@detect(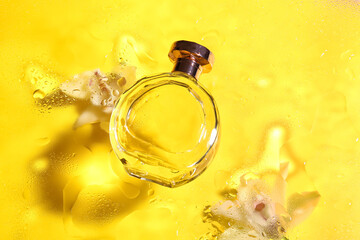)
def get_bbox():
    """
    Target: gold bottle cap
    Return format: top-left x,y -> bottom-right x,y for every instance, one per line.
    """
168,40 -> 215,80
